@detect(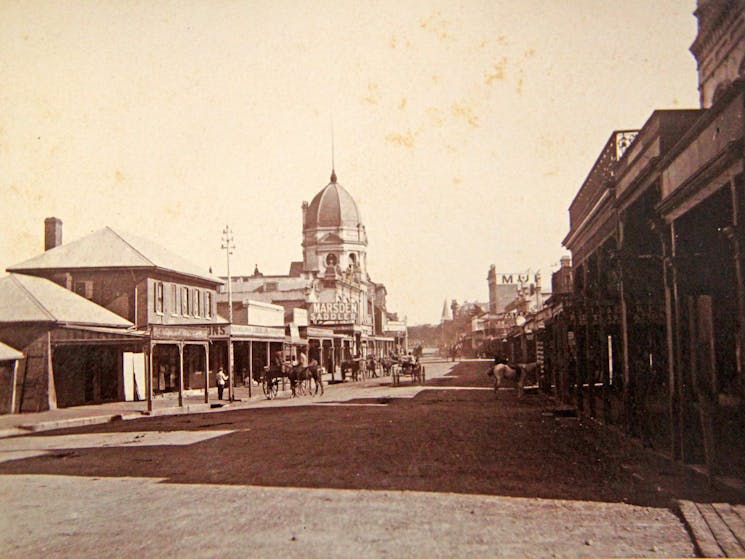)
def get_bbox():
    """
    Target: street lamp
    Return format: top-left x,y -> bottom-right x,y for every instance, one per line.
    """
221,225 -> 235,401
